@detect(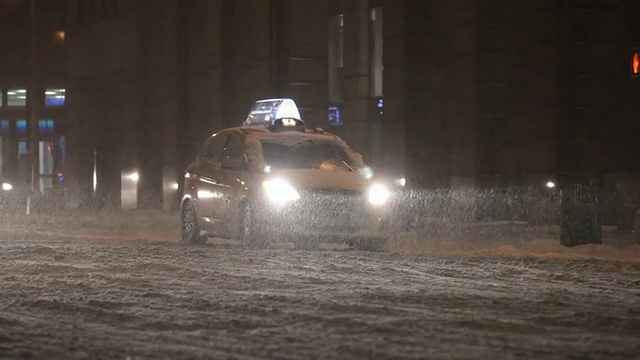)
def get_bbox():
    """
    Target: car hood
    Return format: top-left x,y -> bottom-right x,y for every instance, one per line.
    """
269,169 -> 368,191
